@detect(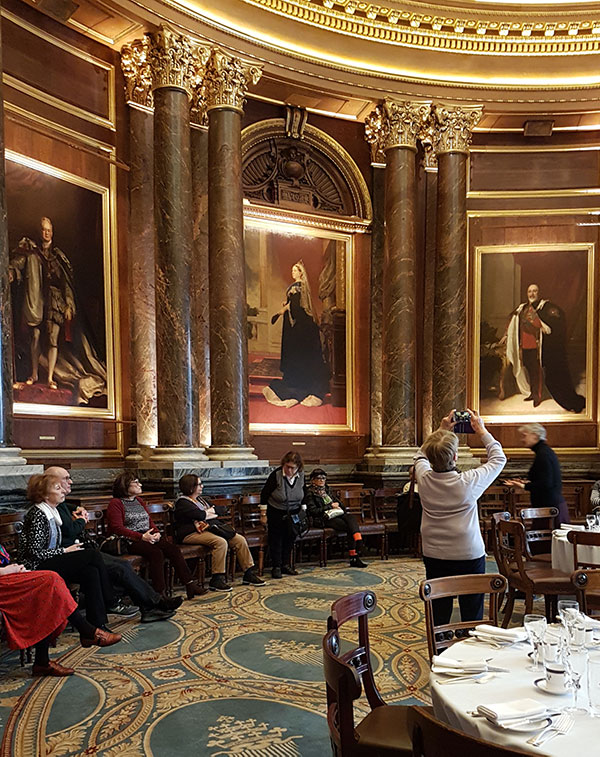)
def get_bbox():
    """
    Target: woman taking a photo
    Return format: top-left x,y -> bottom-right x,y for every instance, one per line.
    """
18,473 -> 121,640
106,472 -> 206,599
